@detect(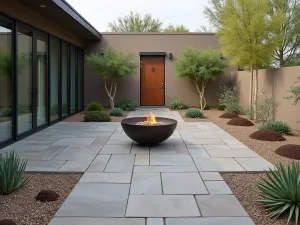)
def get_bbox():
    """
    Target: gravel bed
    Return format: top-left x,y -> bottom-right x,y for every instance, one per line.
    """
63,108 -> 128,122
0,173 -> 81,225
178,108 -> 300,225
